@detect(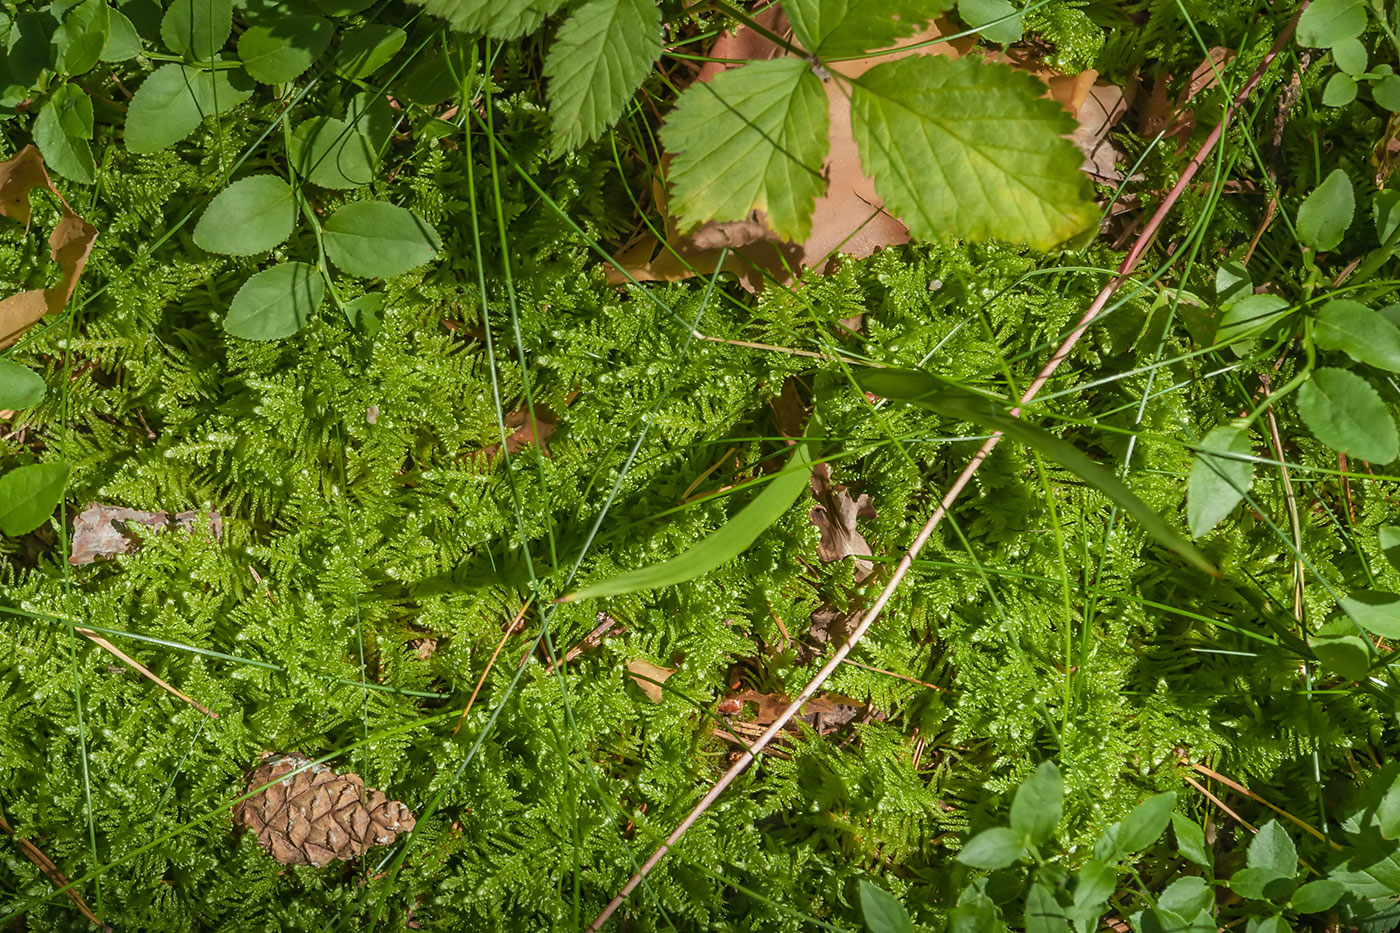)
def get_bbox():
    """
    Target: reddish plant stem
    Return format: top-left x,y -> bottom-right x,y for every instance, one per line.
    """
587,11 -> 1304,929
